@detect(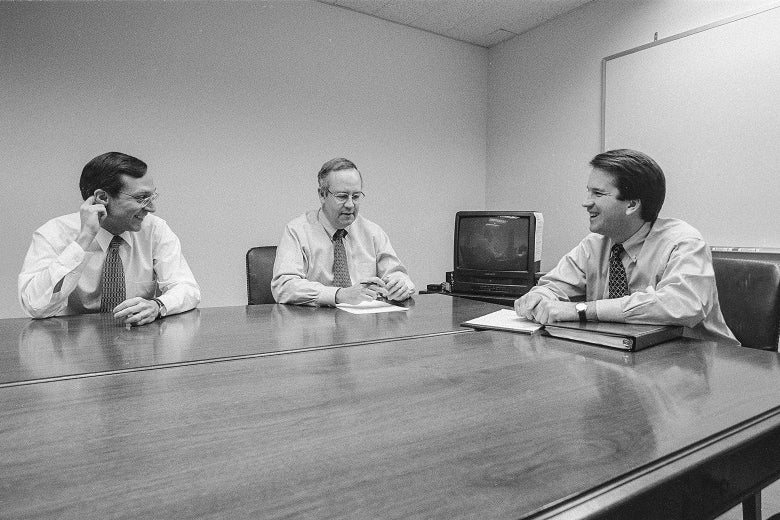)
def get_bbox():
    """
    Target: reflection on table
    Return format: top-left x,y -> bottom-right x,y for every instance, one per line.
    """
1,329 -> 779,519
1,295 -> 504,385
